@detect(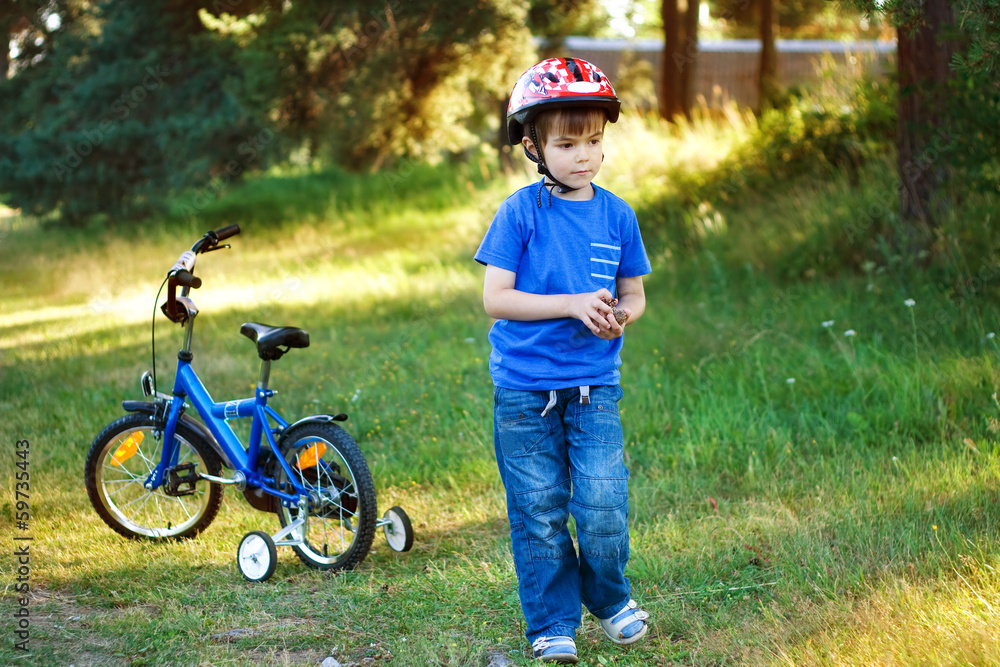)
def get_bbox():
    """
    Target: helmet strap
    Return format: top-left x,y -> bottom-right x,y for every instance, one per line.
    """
525,121 -> 580,207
